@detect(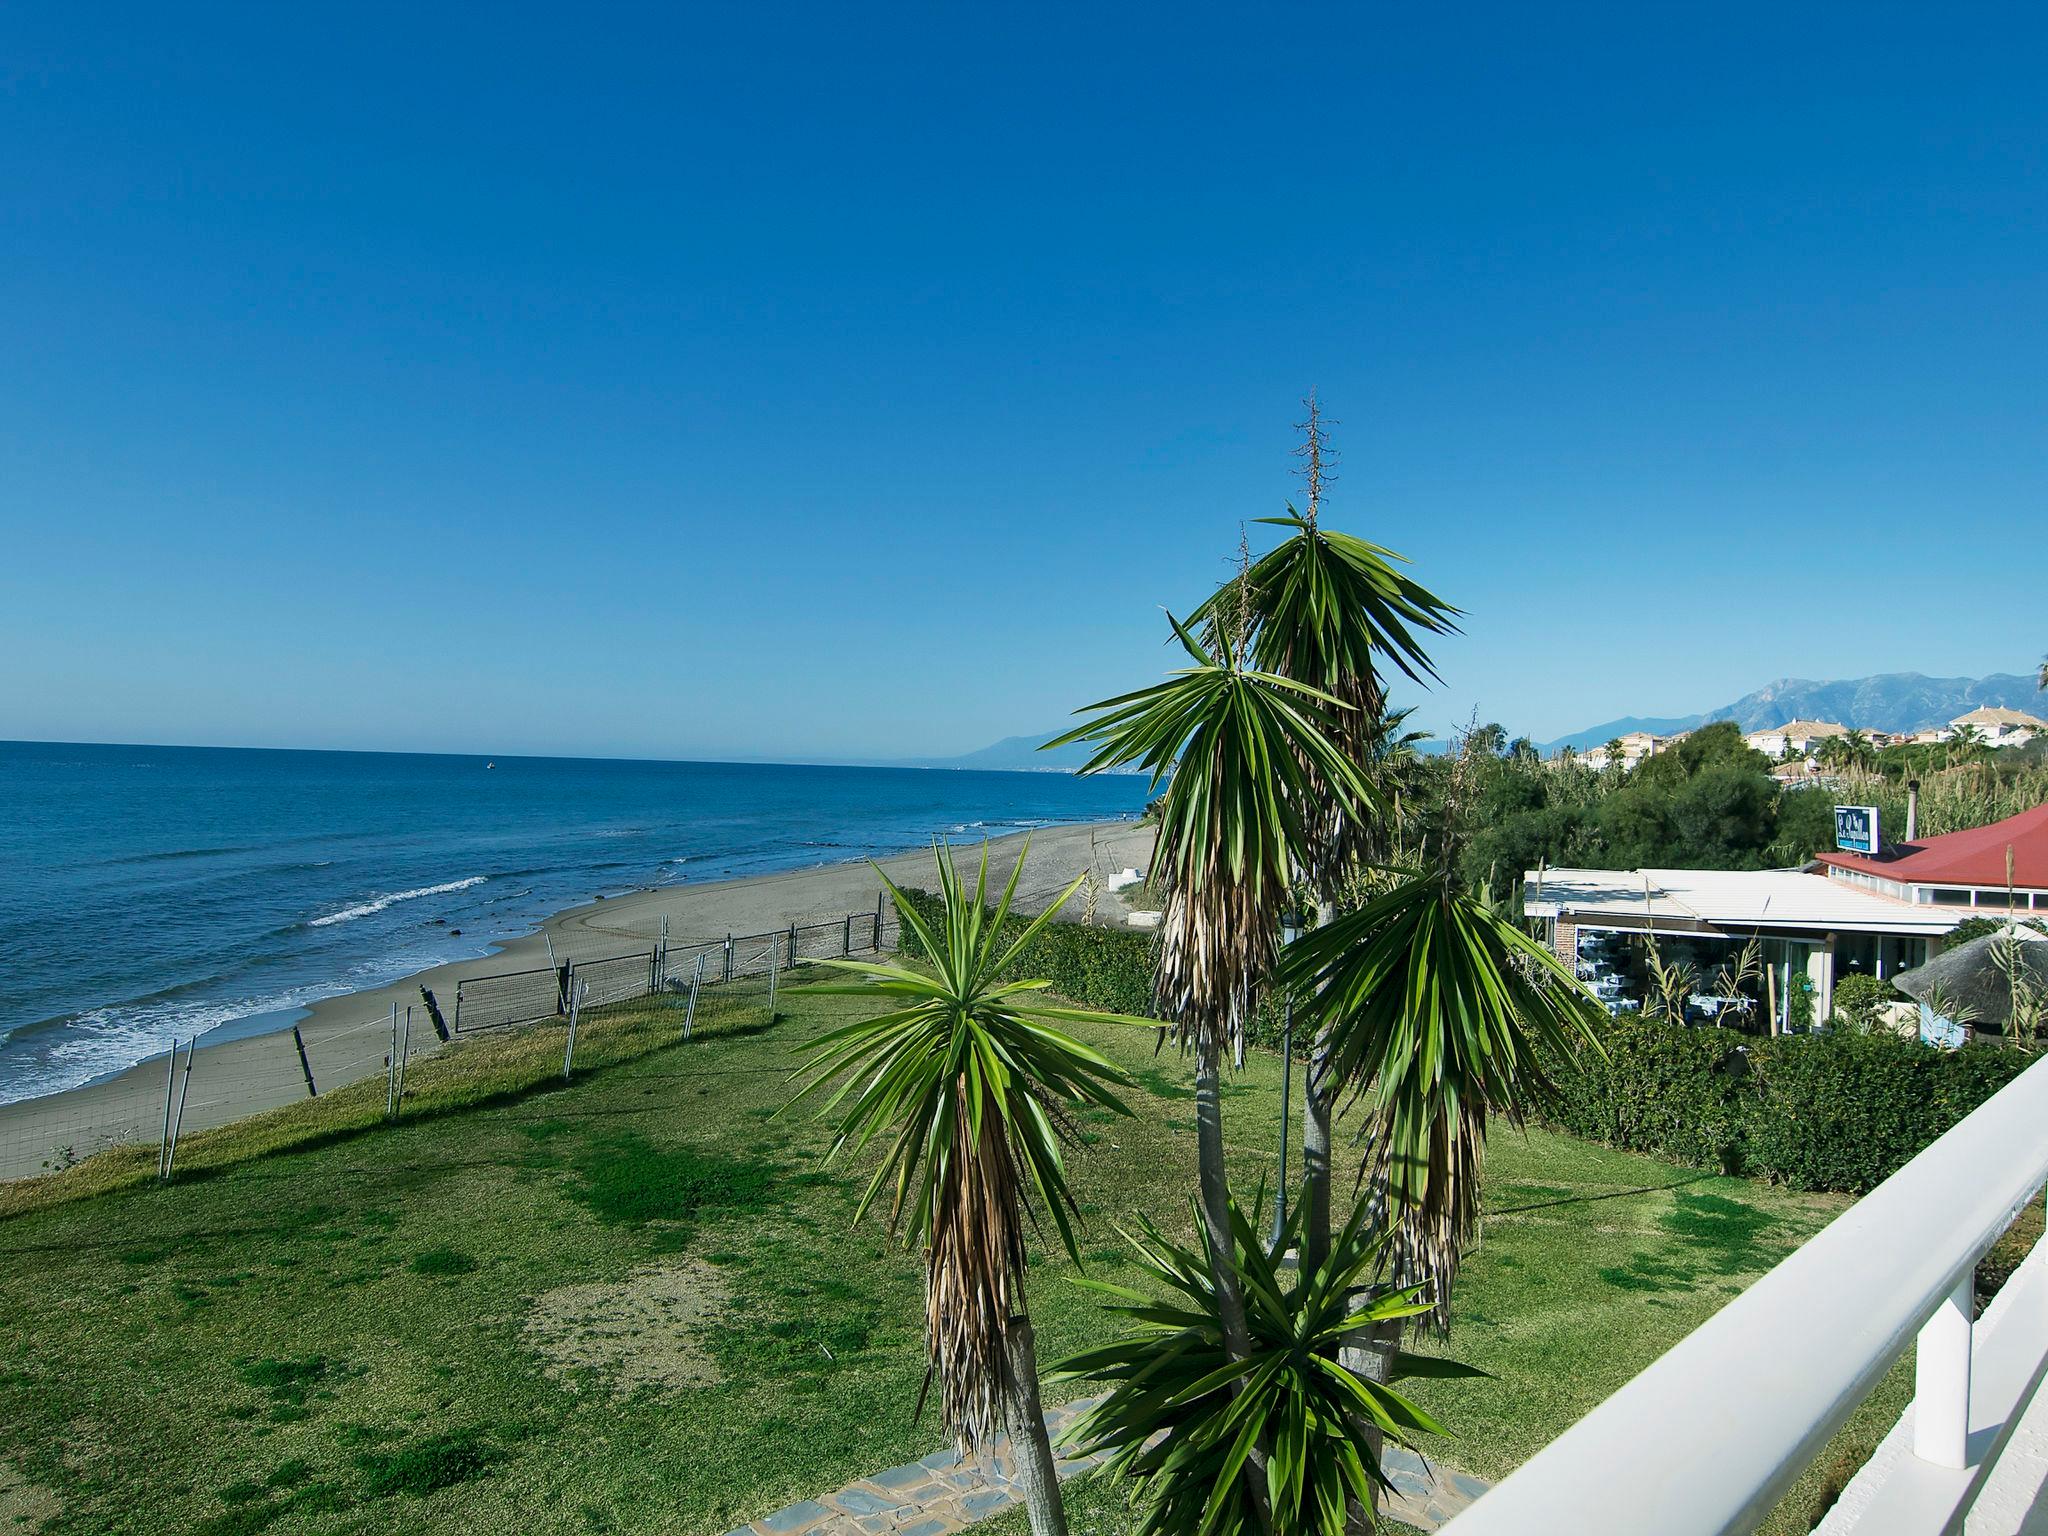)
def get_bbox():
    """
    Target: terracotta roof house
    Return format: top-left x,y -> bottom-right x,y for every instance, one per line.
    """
1814,802 -> 2048,914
